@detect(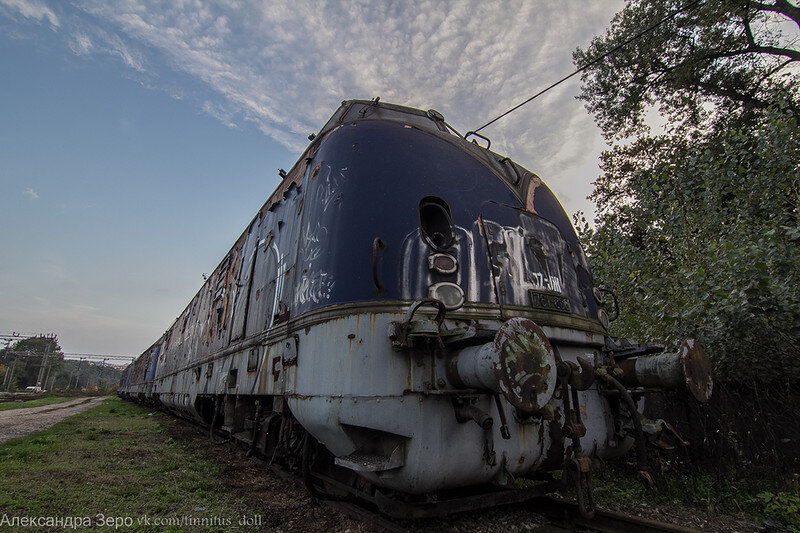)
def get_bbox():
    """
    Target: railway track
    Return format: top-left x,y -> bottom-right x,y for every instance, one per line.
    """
527,496 -> 701,533
236,434 -> 701,533
320,494 -> 703,533
319,494 -> 703,533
